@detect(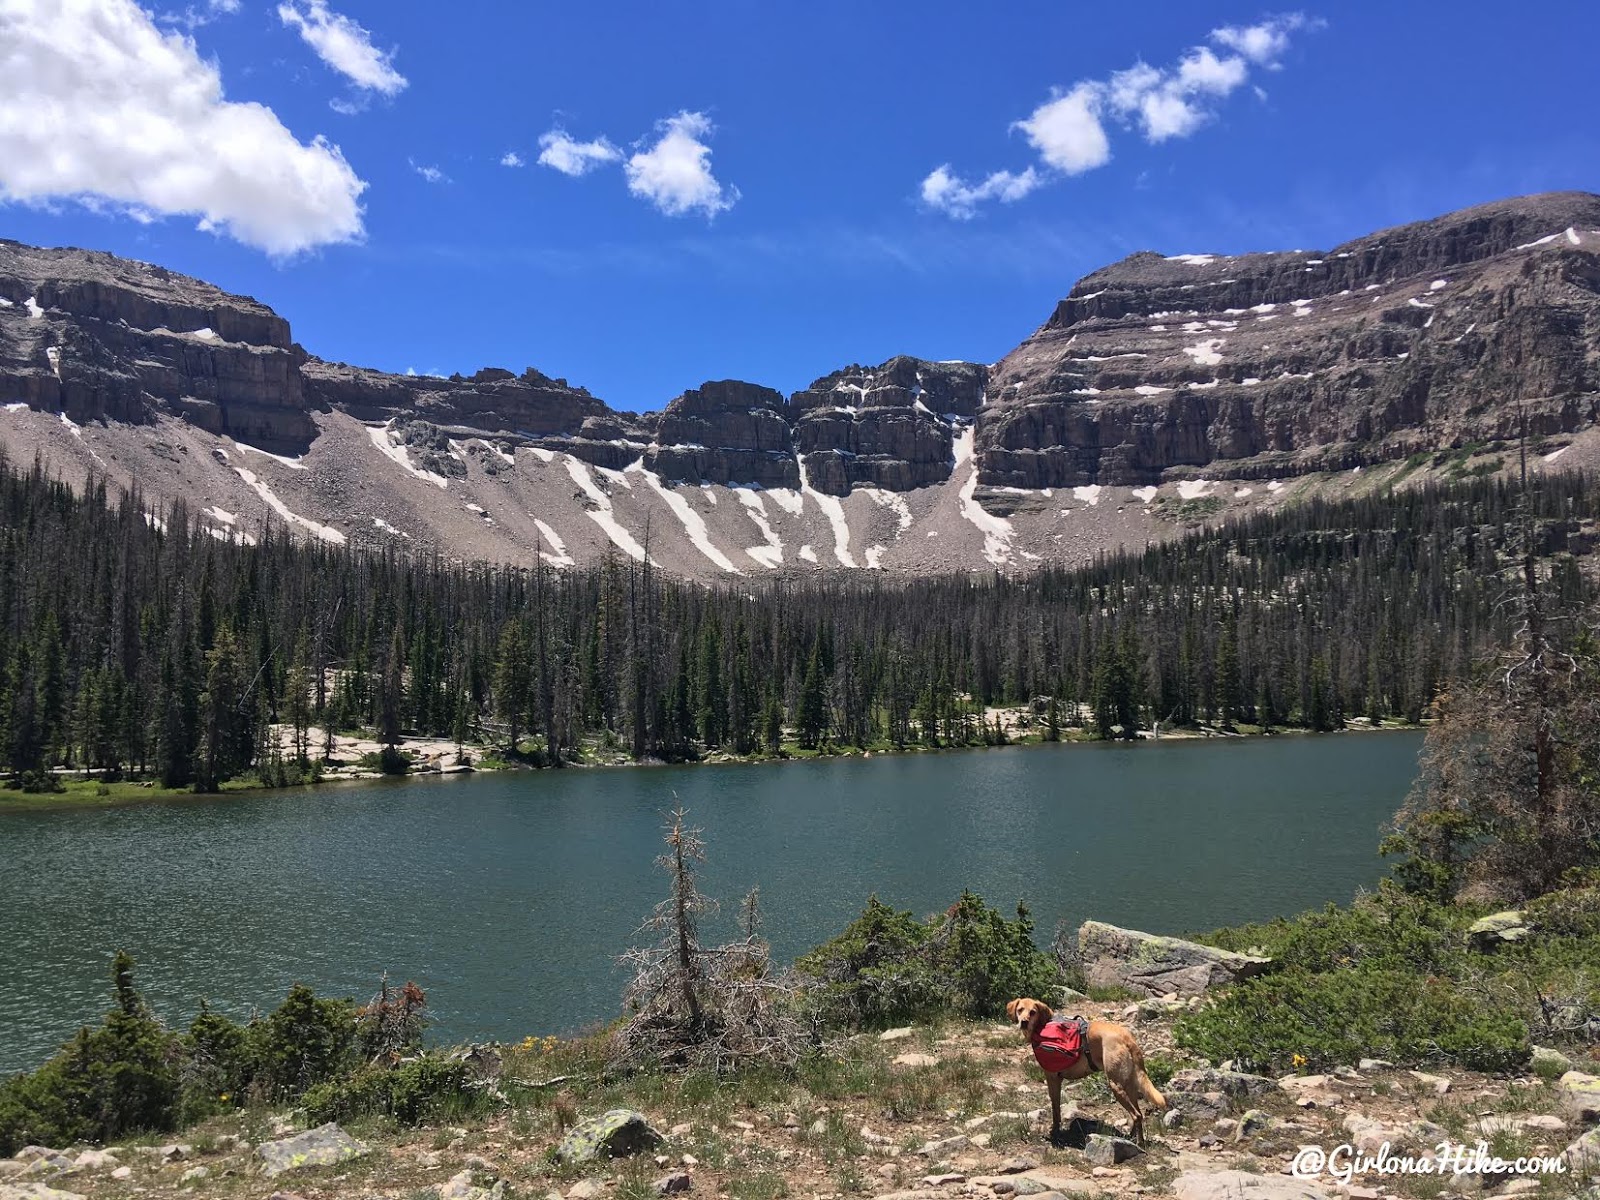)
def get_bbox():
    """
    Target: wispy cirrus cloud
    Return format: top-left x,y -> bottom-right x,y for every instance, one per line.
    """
923,13 -> 1320,218
0,0 -> 365,255
277,0 -> 407,97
